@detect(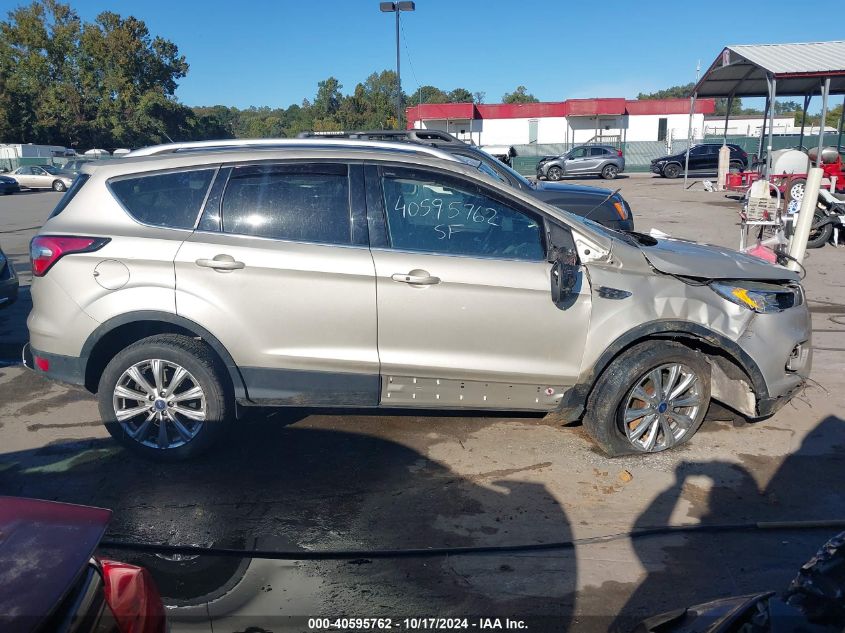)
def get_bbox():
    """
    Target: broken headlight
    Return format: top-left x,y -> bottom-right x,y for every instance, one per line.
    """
710,281 -> 803,313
